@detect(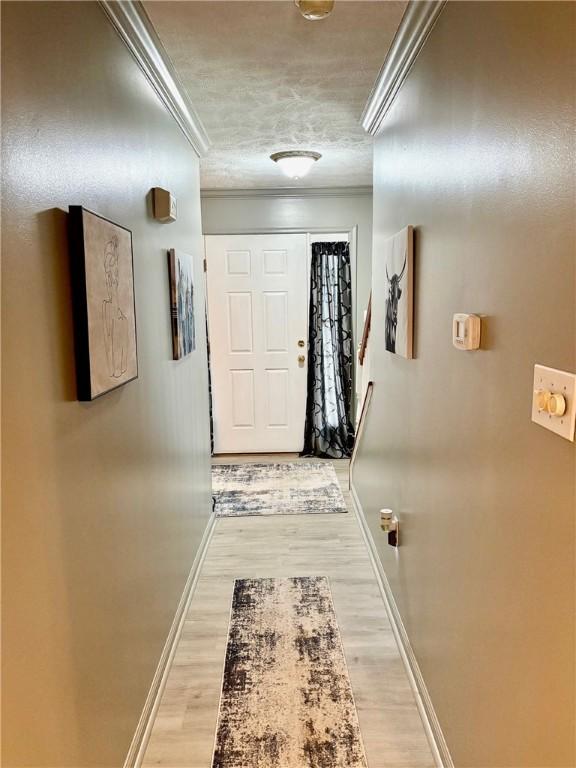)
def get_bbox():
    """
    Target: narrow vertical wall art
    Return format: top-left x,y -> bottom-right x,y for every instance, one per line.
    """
68,206 -> 138,400
383,225 -> 414,358
168,248 -> 195,360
